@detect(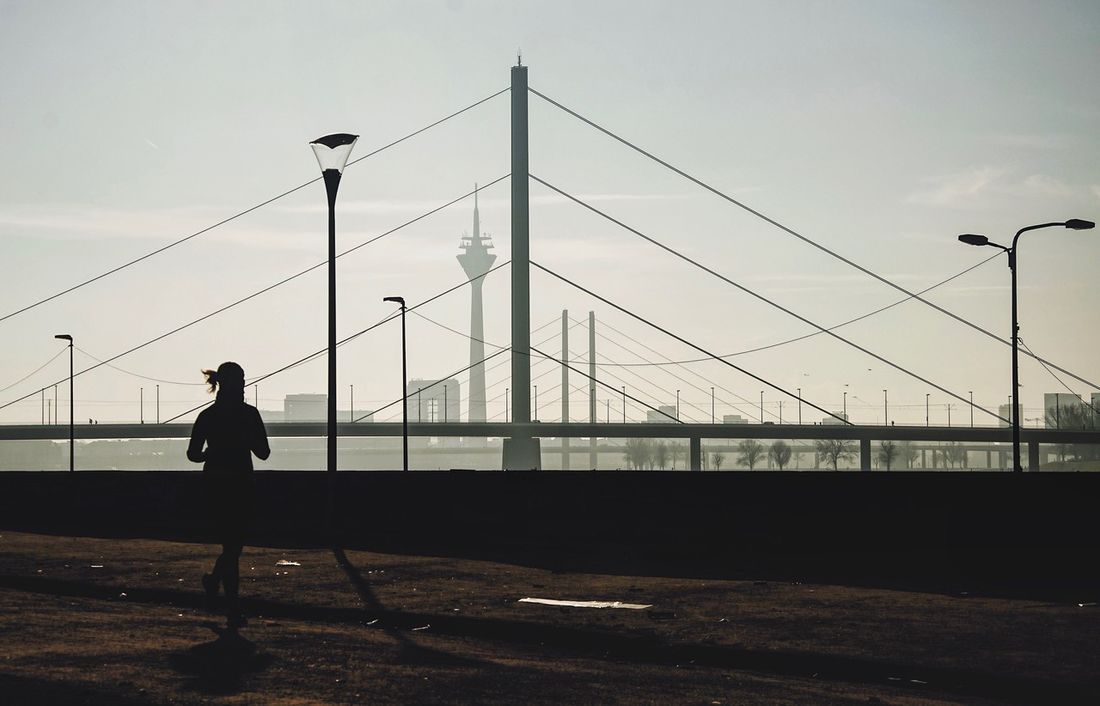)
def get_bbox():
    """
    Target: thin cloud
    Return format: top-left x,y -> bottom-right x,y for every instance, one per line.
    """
905,166 -> 1007,207
982,133 -> 1067,150
906,168 -> 1078,207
